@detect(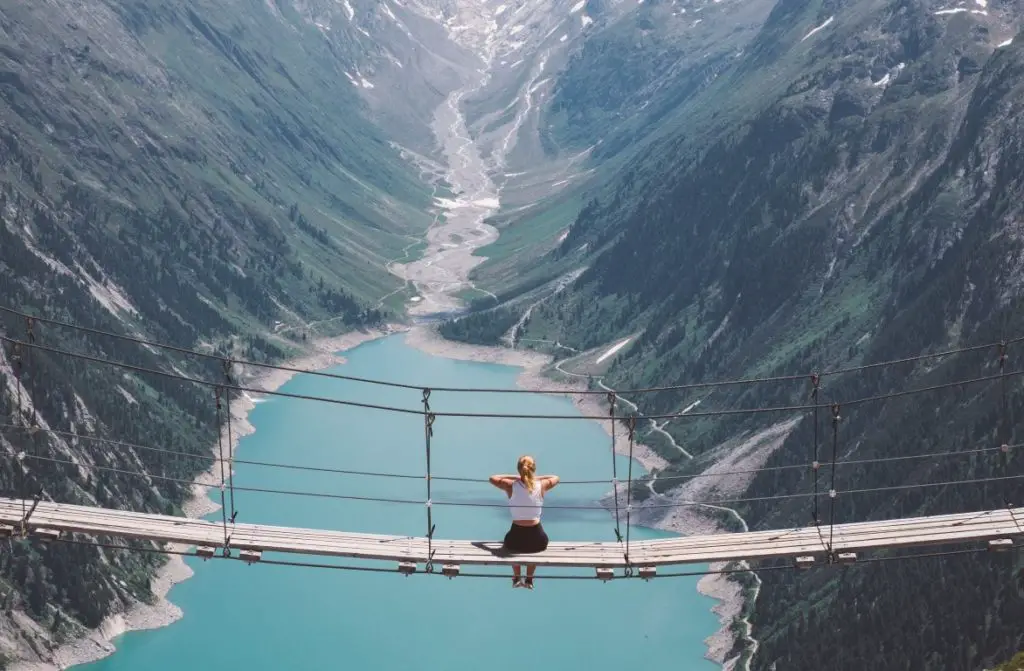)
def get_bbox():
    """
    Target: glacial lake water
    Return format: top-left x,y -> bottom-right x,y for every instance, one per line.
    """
78,334 -> 720,671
